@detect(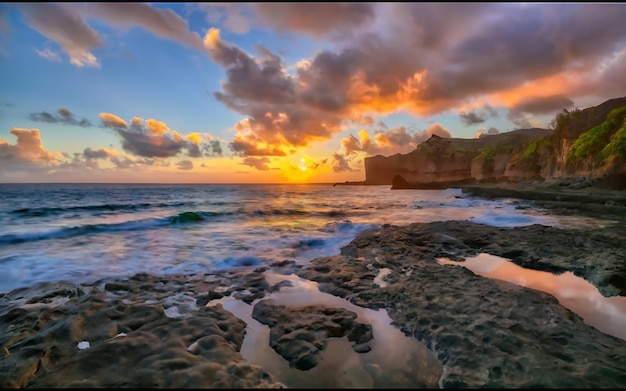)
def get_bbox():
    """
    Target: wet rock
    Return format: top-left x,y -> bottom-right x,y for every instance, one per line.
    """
251,299 -> 373,370
298,221 -> 626,388
0,274 -> 284,388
